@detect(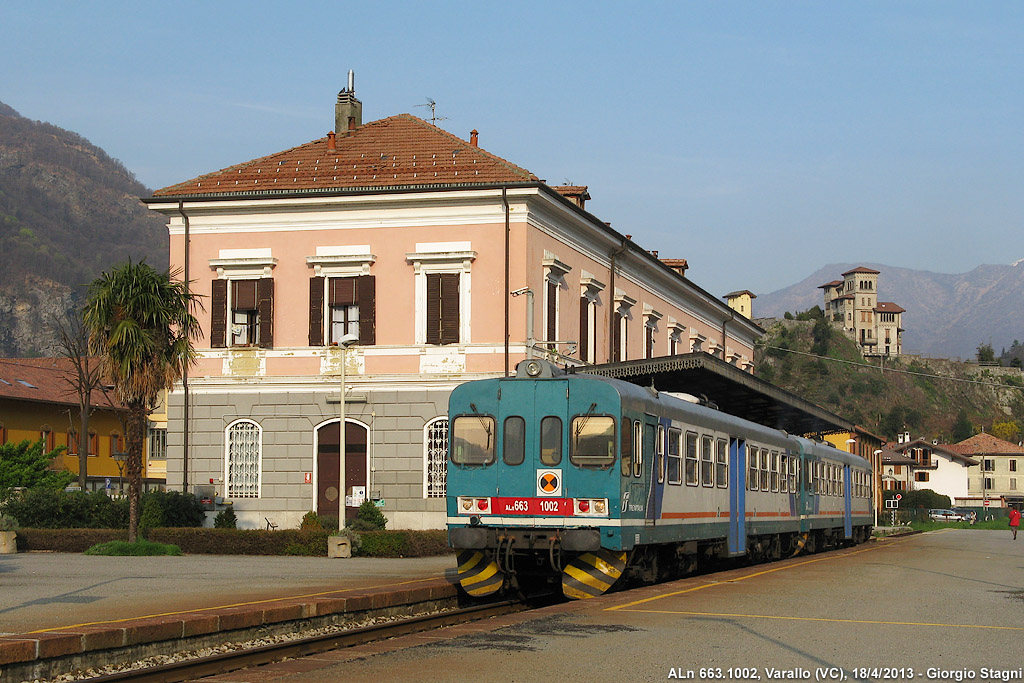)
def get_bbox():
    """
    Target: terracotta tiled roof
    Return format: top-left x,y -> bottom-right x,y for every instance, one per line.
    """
0,358 -> 122,409
817,280 -> 843,288
552,185 -> 590,199
875,301 -> 905,313
660,259 -> 688,269
948,432 -> 1024,455
893,438 -> 979,465
842,266 -> 881,276
151,114 -> 539,198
